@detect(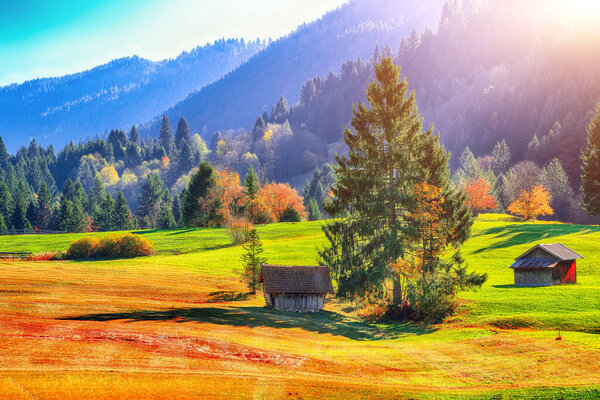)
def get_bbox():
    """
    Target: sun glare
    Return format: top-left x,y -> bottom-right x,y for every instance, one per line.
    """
559,0 -> 600,25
